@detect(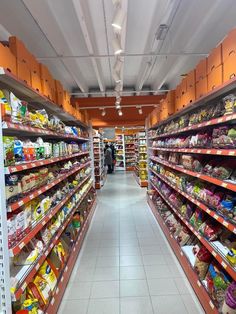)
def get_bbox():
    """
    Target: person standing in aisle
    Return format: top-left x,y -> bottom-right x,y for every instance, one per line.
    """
110,143 -> 116,173
104,144 -> 113,174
